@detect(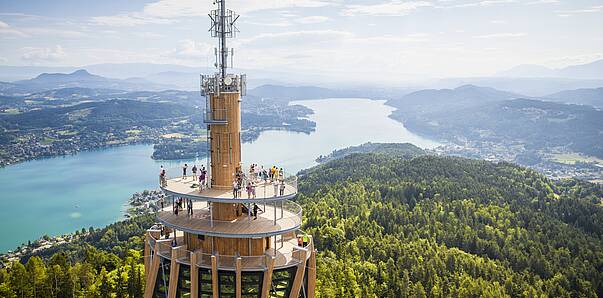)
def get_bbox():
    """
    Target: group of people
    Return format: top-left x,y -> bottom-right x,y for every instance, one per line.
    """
232,164 -> 288,199
159,164 -> 208,191
172,197 -> 194,217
